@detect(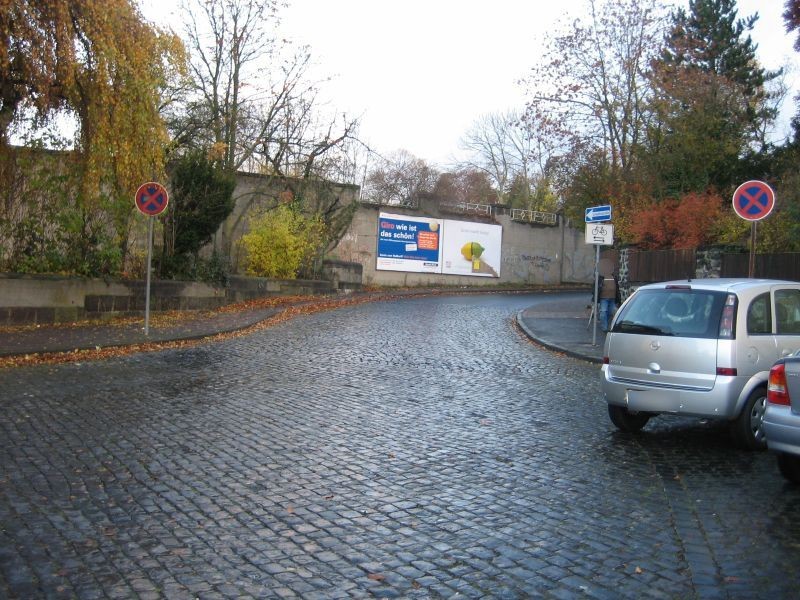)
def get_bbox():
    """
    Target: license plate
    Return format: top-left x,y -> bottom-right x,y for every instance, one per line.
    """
627,389 -> 680,413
